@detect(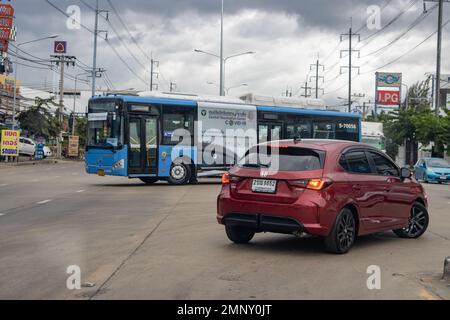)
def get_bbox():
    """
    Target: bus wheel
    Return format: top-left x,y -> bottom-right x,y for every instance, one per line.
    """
140,177 -> 159,185
168,163 -> 191,185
